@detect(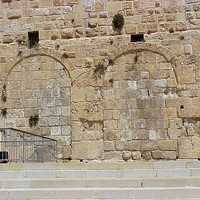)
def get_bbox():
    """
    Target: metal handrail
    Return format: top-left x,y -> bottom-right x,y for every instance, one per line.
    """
0,128 -> 56,141
0,128 -> 57,162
